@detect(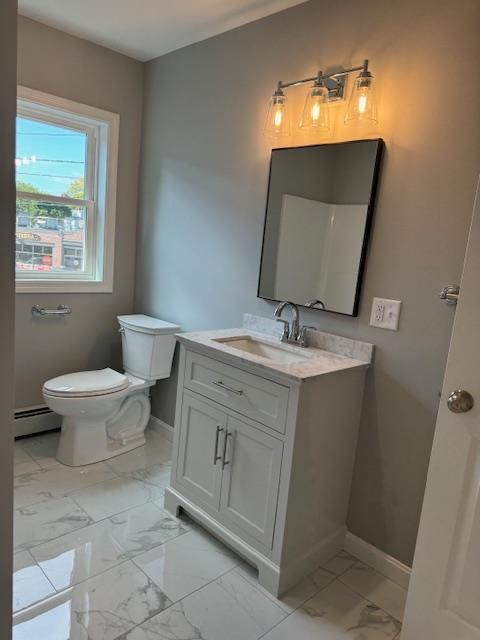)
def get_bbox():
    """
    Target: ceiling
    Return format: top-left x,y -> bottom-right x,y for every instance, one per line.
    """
18,0 -> 308,62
